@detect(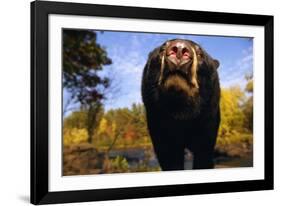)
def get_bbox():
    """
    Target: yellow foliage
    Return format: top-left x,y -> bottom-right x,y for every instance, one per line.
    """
63,128 -> 88,145
97,118 -> 107,135
217,86 -> 250,146
246,79 -> 253,93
